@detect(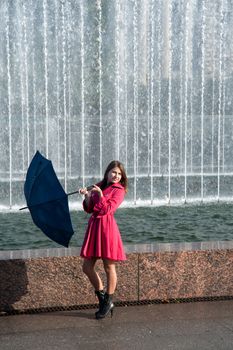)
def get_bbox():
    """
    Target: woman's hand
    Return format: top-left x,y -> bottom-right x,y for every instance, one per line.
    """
79,187 -> 89,196
79,185 -> 103,198
91,185 -> 103,198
